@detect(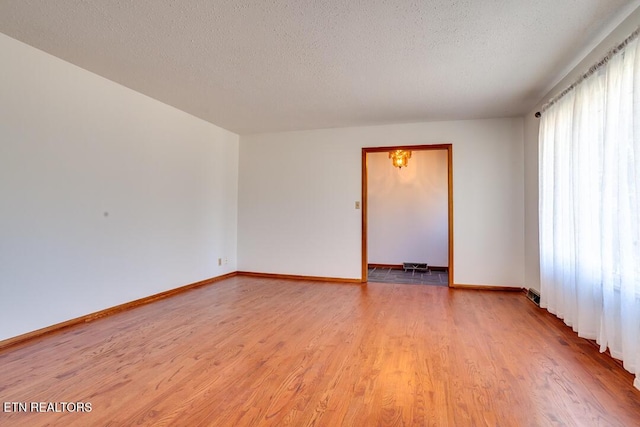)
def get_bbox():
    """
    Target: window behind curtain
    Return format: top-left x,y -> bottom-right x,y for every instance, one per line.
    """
538,34 -> 640,390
